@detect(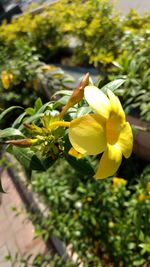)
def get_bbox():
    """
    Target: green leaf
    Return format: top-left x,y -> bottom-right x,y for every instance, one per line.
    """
54,96 -> 70,108
19,113 -> 44,130
11,146 -> 45,171
62,76 -> 75,83
12,112 -> 27,128
25,107 -> 36,116
35,98 -> 43,111
0,128 -> 25,139
139,243 -> 150,253
101,79 -> 125,94
0,106 -> 23,121
52,90 -> 73,98
42,156 -> 57,170
64,135 -> 94,177
76,106 -> 92,117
